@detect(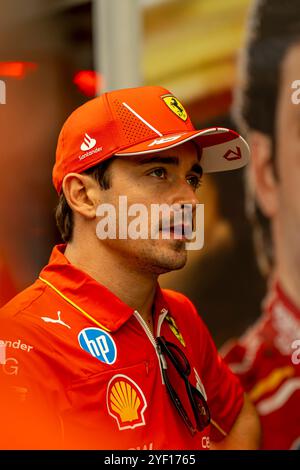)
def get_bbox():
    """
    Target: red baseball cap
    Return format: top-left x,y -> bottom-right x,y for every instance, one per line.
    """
53,86 -> 250,194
